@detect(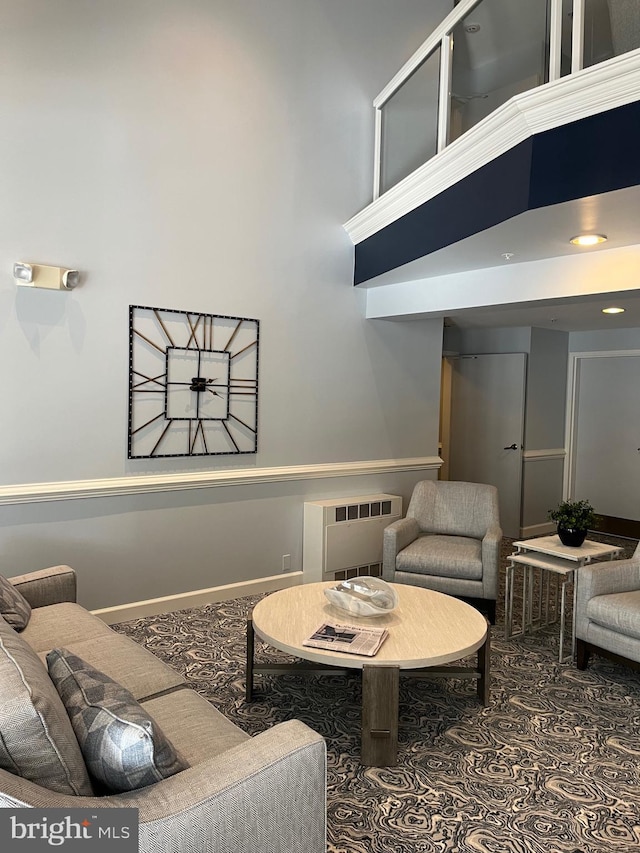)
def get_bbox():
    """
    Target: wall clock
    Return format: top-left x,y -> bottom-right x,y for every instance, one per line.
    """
128,305 -> 259,458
